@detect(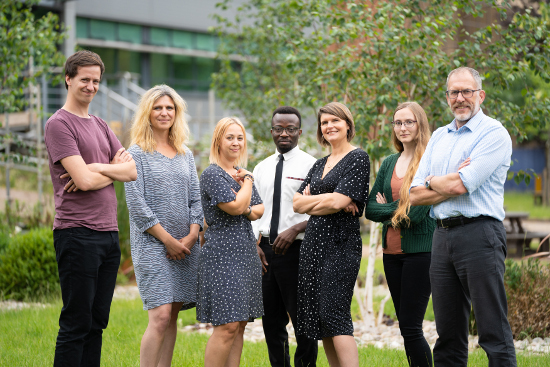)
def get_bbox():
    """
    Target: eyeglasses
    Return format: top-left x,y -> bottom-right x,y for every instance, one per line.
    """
272,126 -> 299,134
391,120 -> 417,128
445,89 -> 481,99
